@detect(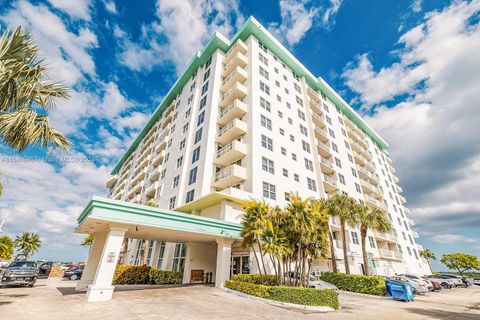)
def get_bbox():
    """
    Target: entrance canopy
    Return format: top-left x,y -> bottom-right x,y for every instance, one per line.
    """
76,196 -> 242,243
